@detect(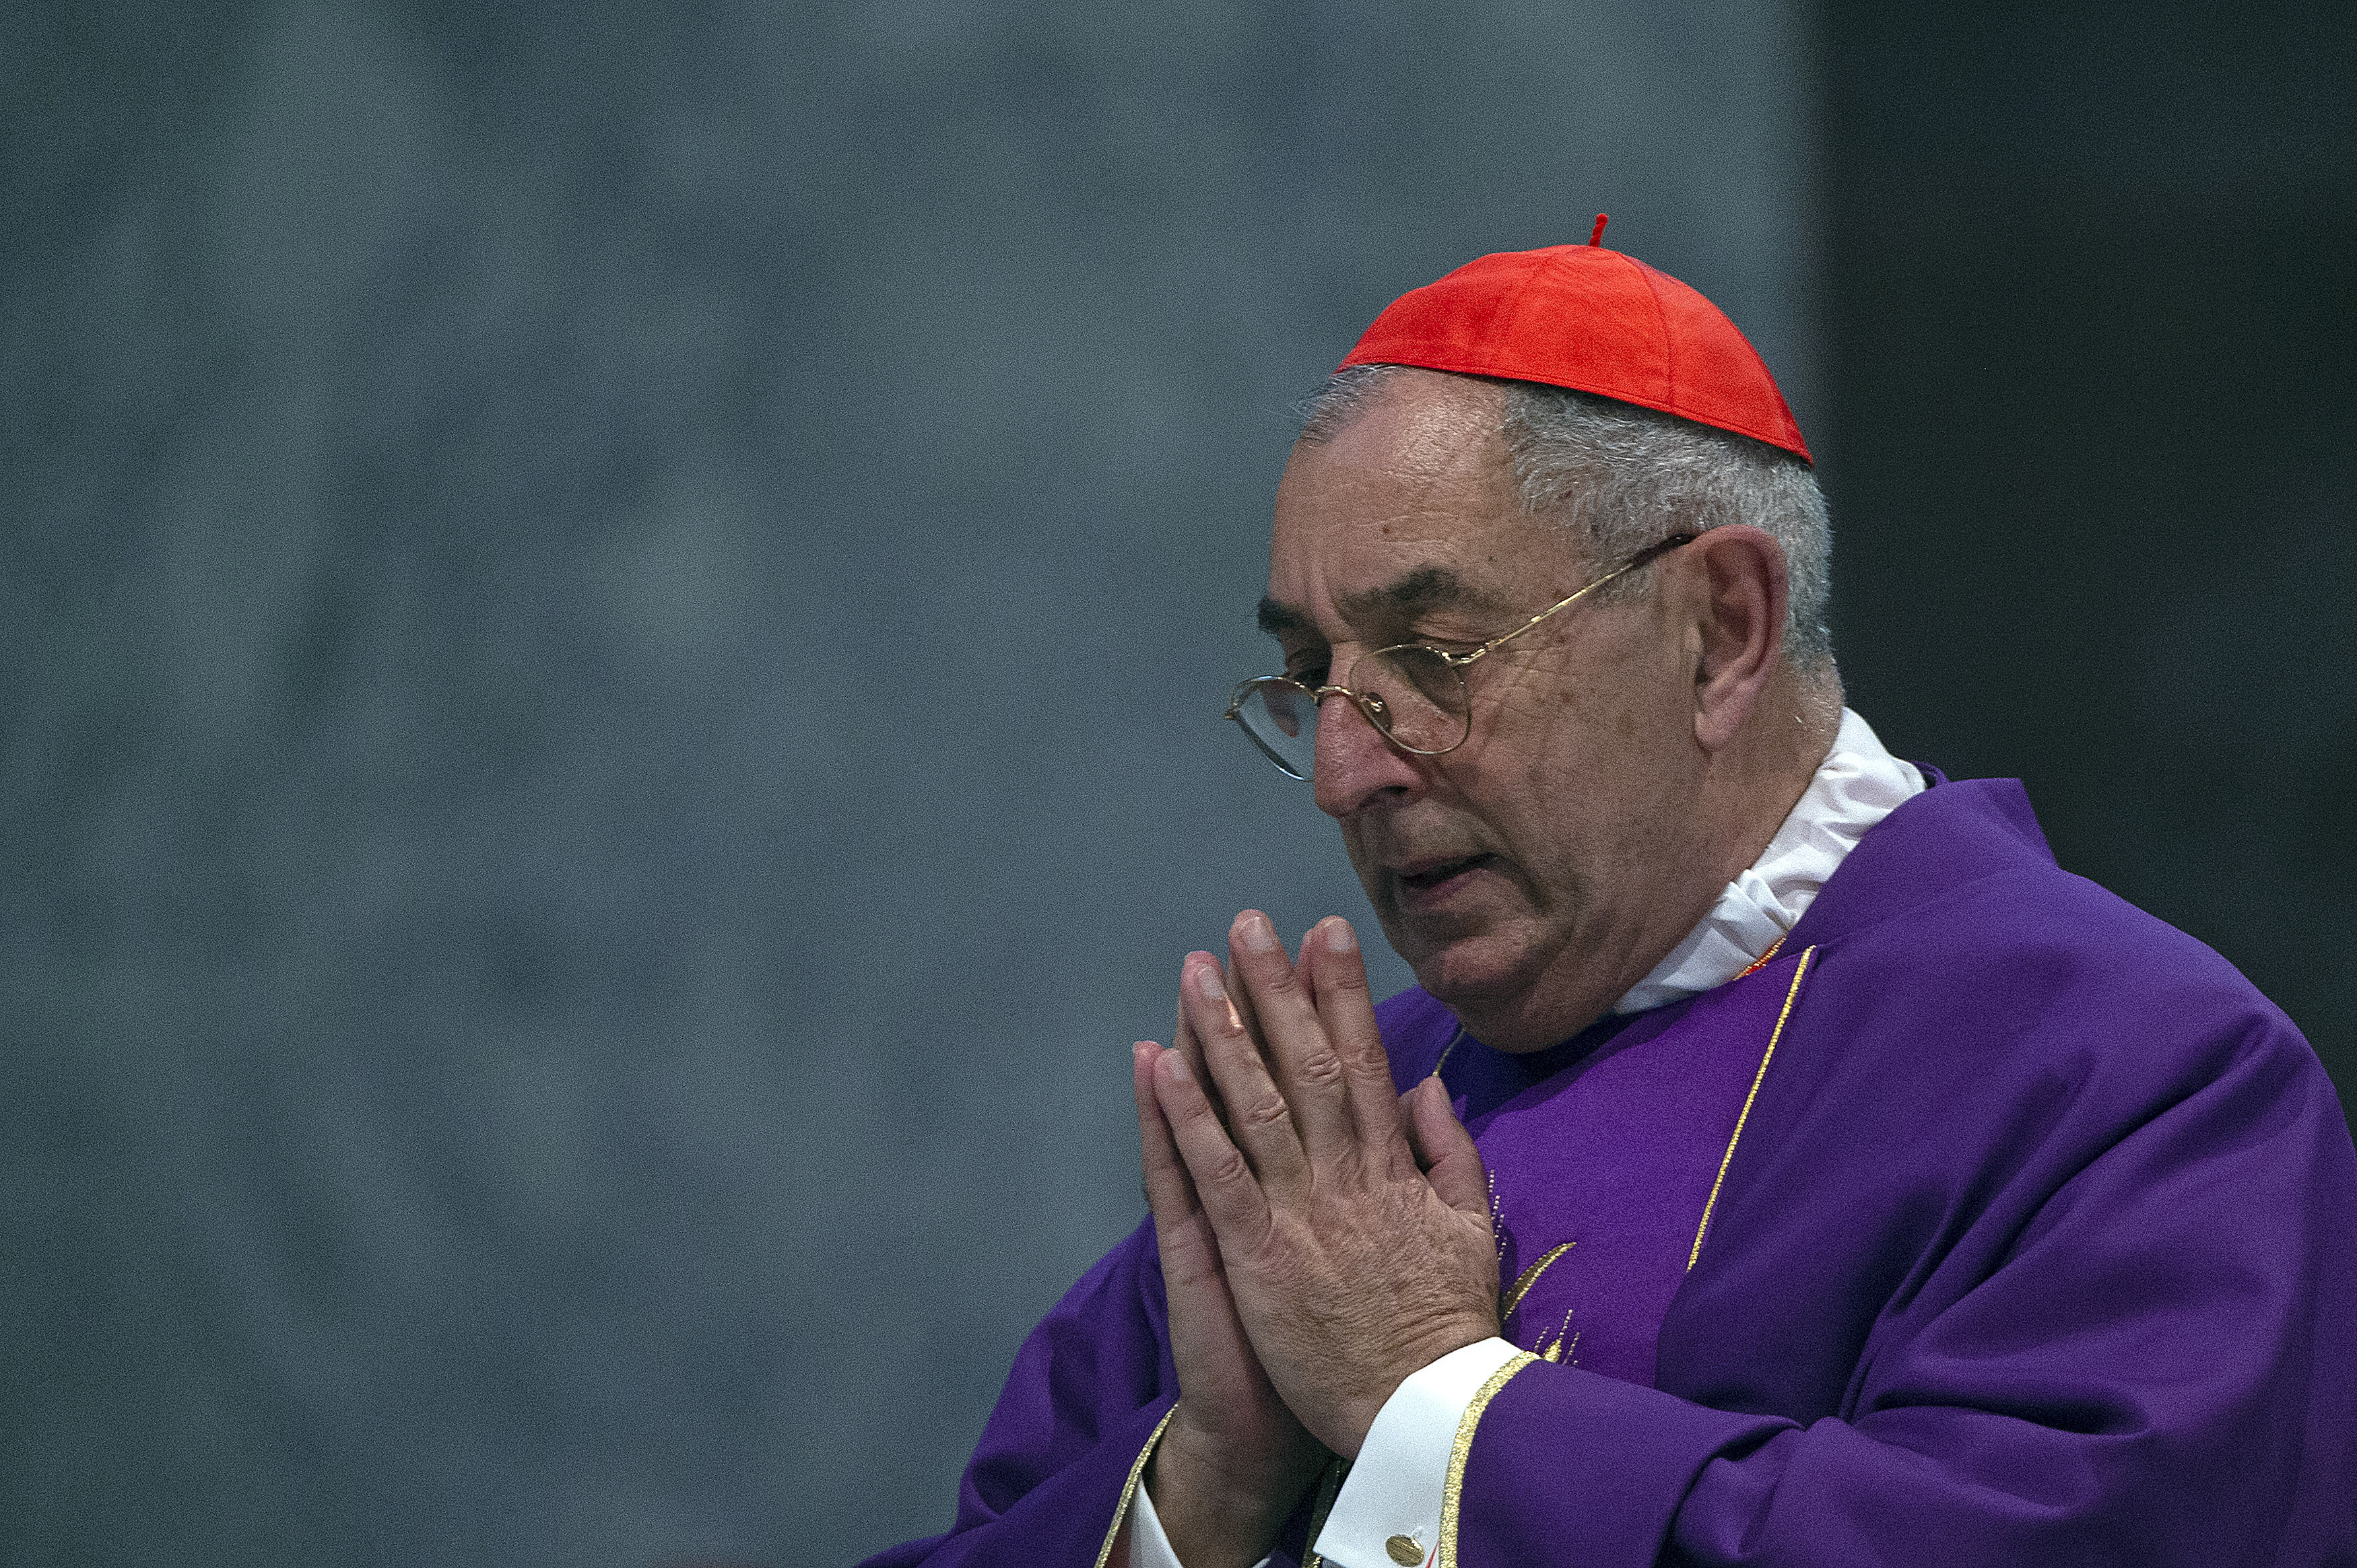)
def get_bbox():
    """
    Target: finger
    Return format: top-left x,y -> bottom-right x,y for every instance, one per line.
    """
1176,930 -> 1292,1127
1302,916 -> 1408,1151
1181,949 -> 1312,1192
1153,1037 -> 1275,1246
1173,976 -> 1227,1128
1135,1041 -> 1204,1229
1137,1040 -> 1241,1296
1403,1075 -> 1491,1219
1224,910 -> 1356,1161
1222,941 -> 1278,1071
